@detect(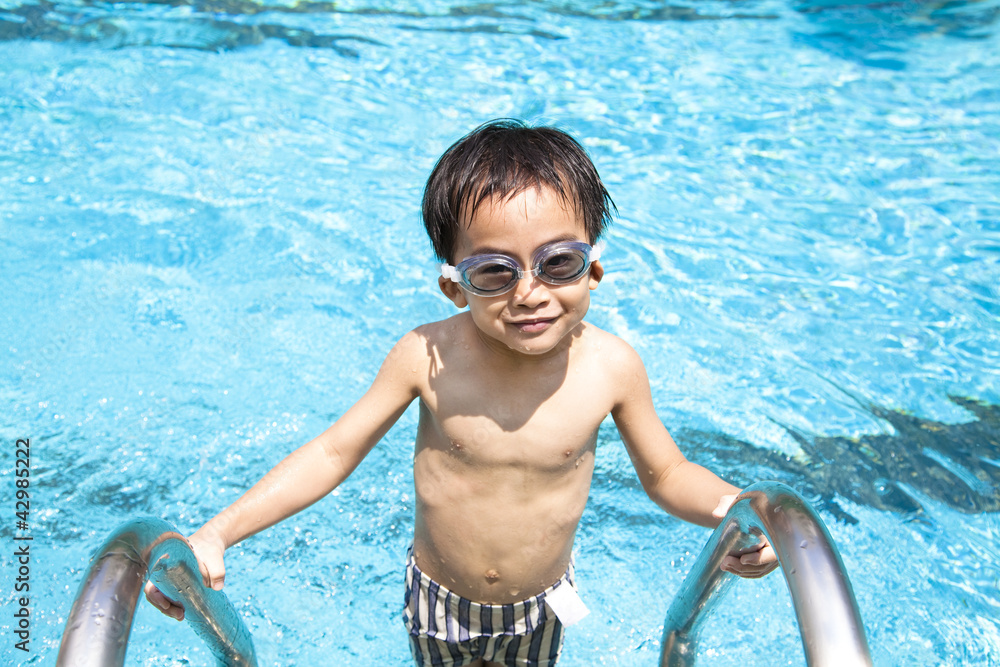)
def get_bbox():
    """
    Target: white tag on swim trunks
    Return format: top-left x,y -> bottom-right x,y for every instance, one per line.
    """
545,583 -> 590,626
